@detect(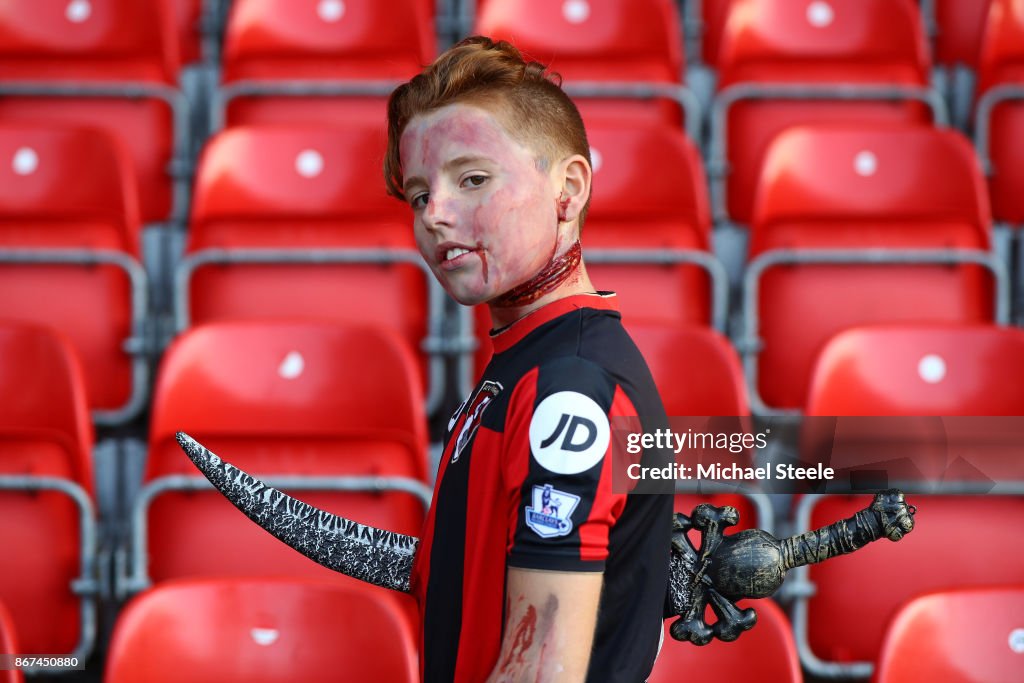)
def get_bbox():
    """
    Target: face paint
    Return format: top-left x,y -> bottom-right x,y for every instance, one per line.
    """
399,103 -> 571,308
